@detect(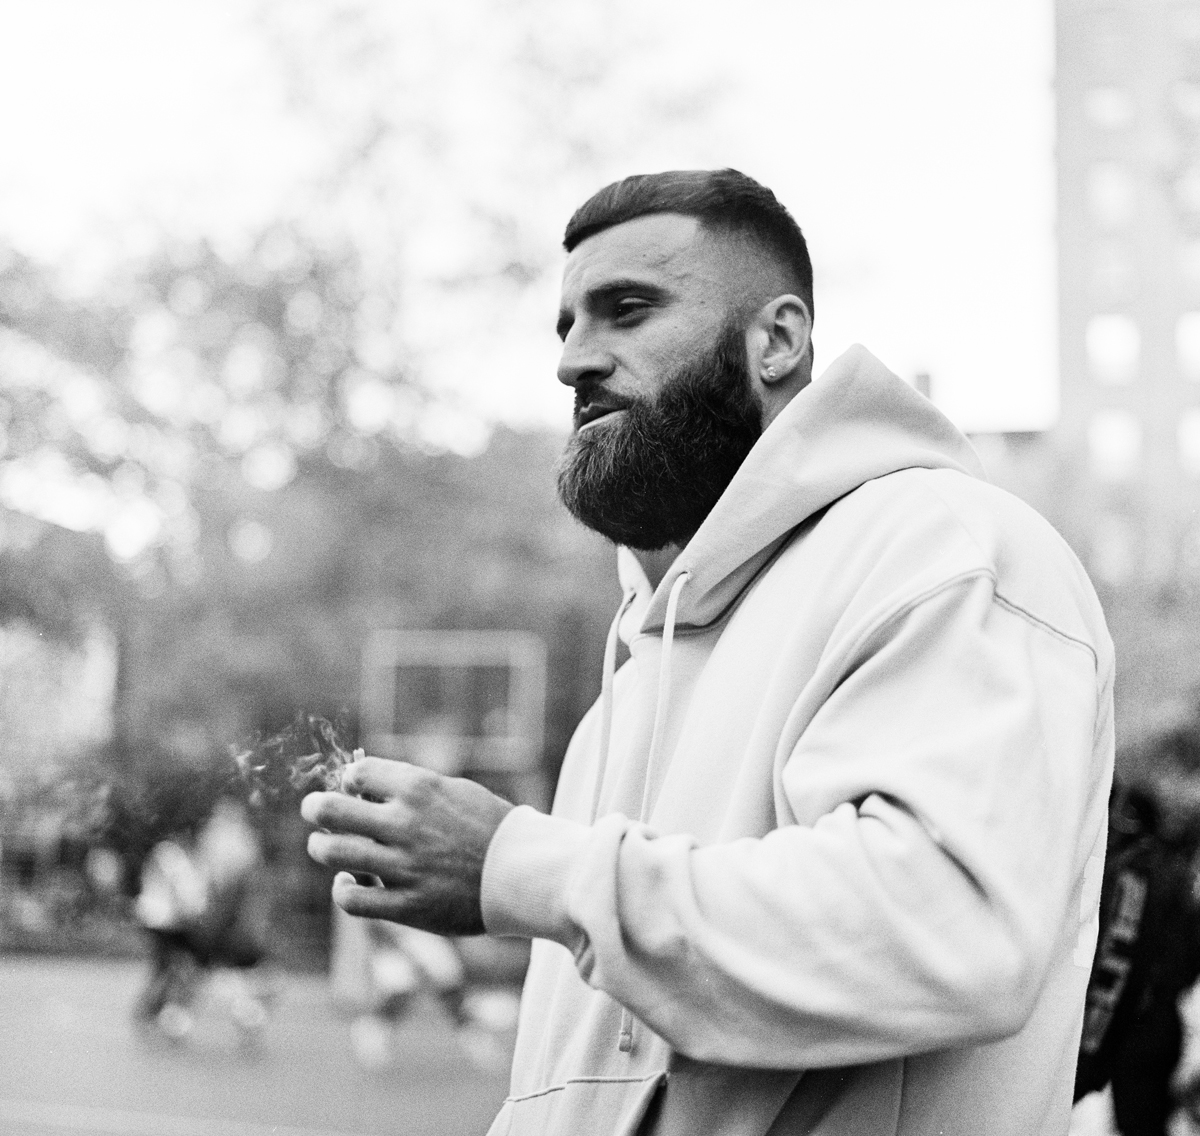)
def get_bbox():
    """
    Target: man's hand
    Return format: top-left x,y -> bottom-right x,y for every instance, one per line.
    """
301,757 -> 515,936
